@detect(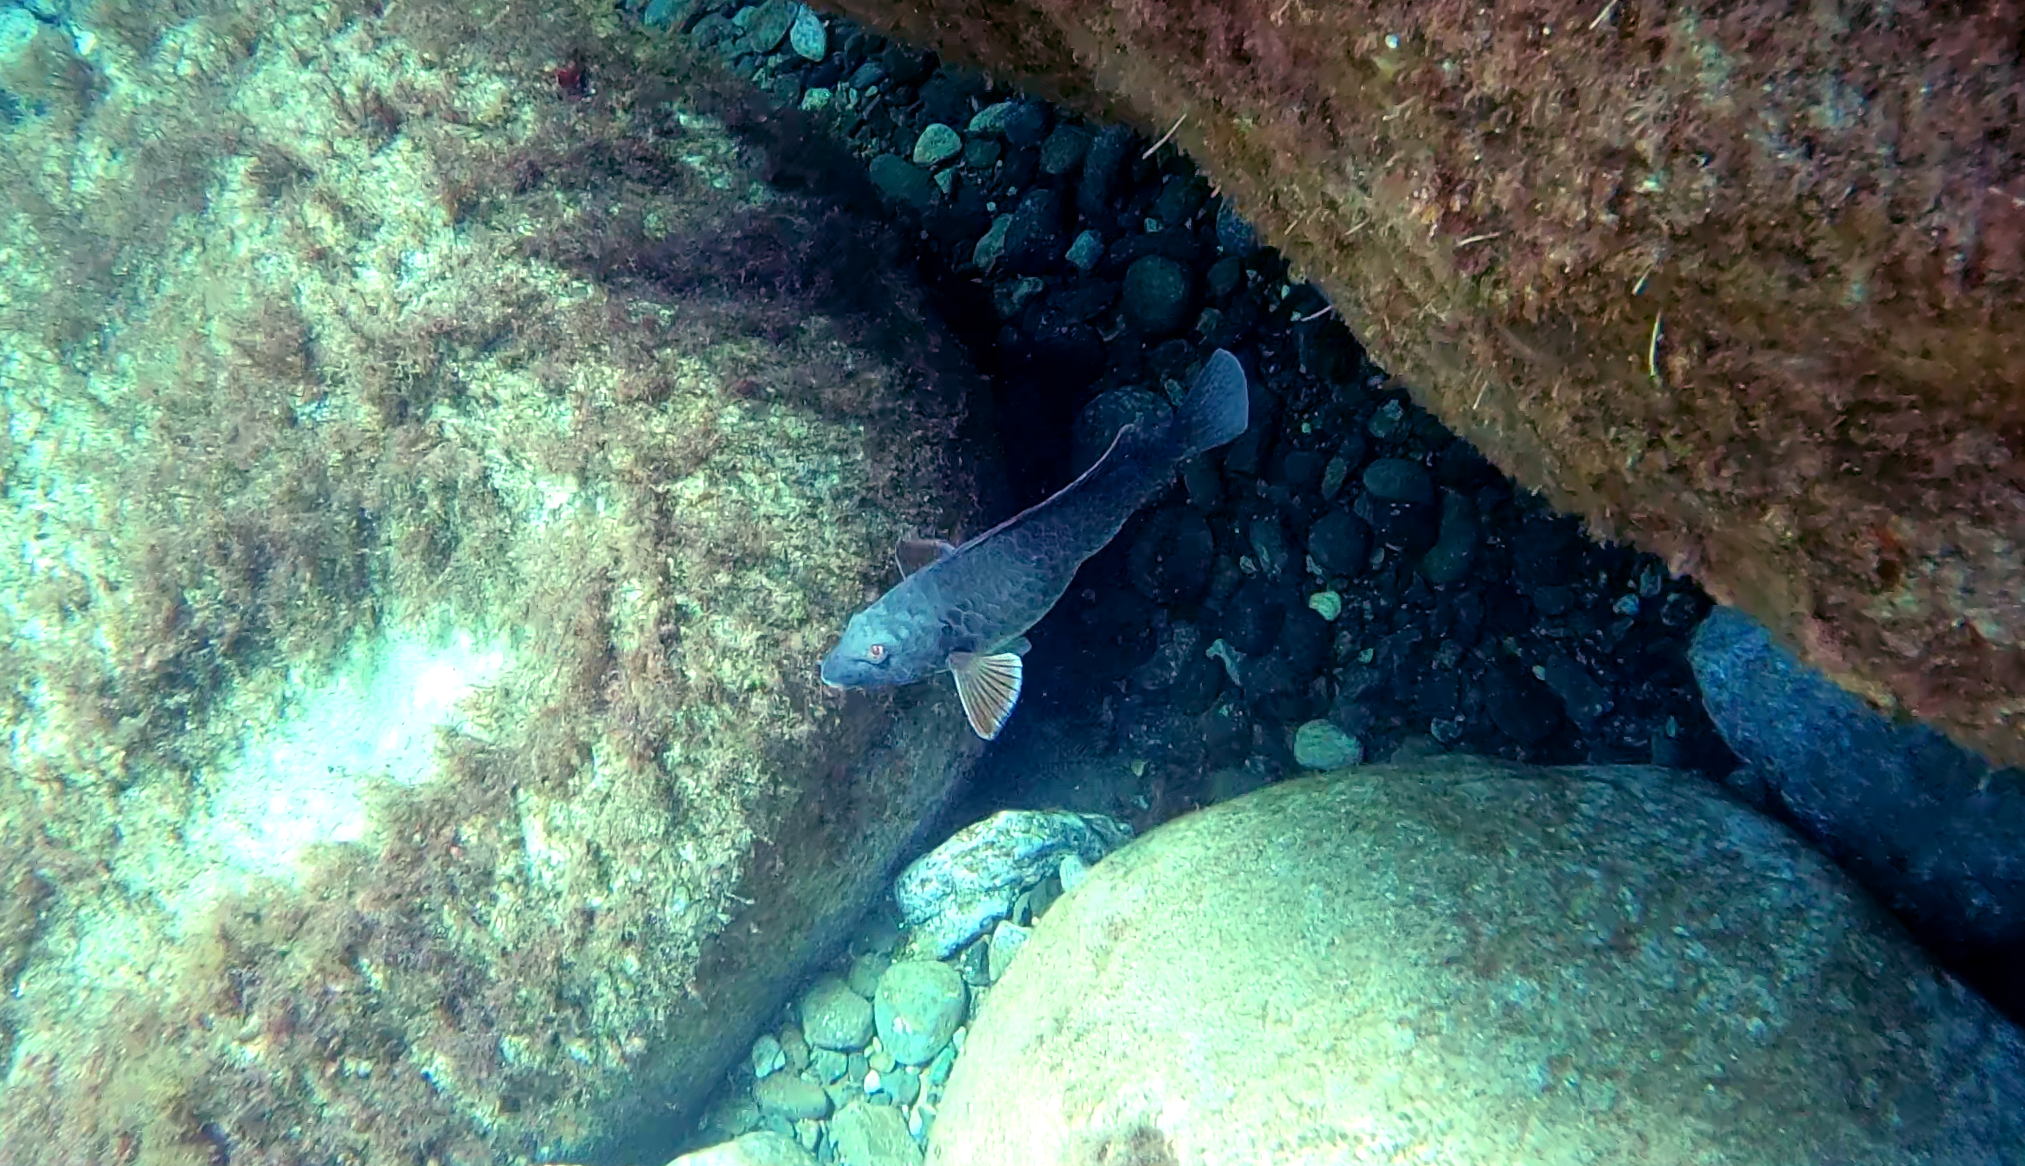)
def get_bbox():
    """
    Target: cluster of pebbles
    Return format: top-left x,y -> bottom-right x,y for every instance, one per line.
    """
680,811 -> 1131,1164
